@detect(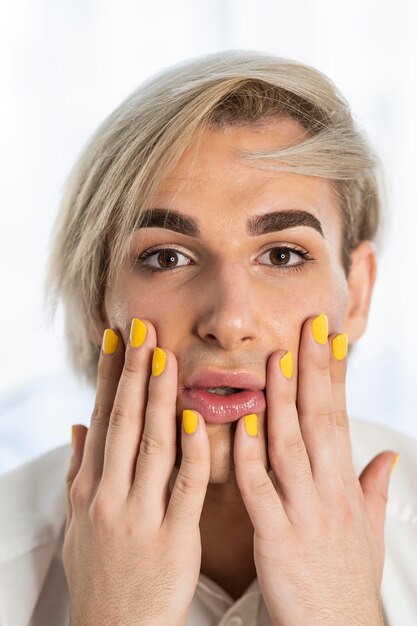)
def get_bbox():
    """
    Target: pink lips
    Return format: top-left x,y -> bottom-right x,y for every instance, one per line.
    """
178,388 -> 266,424
179,368 -> 266,425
